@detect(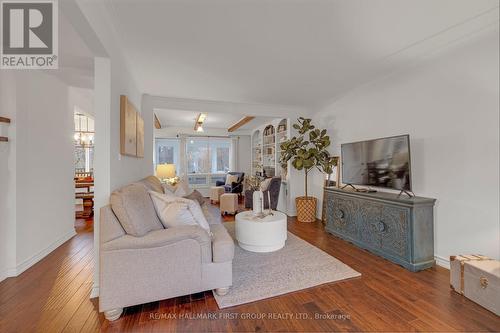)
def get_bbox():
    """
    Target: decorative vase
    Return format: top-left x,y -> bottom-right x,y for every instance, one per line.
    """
253,190 -> 263,215
295,196 -> 317,222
